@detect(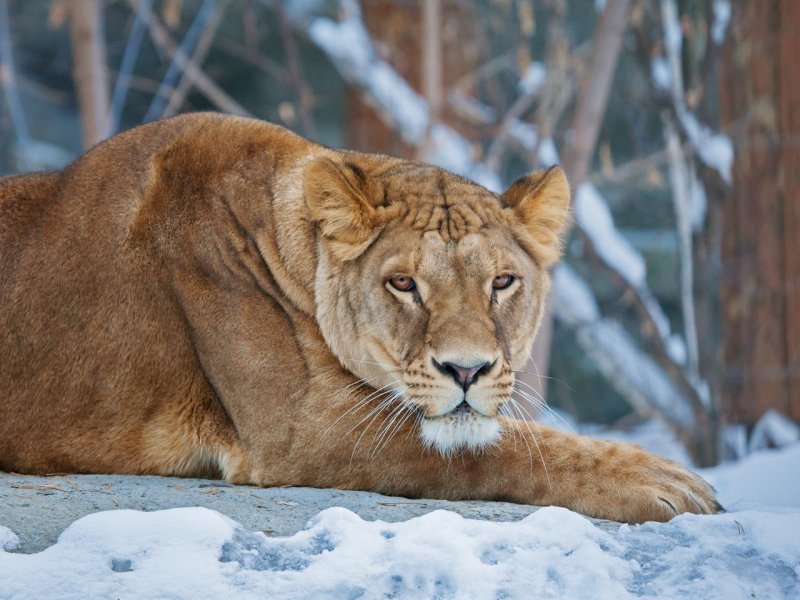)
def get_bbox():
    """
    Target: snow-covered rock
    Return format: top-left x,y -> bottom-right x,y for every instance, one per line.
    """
1,504 -> 797,599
